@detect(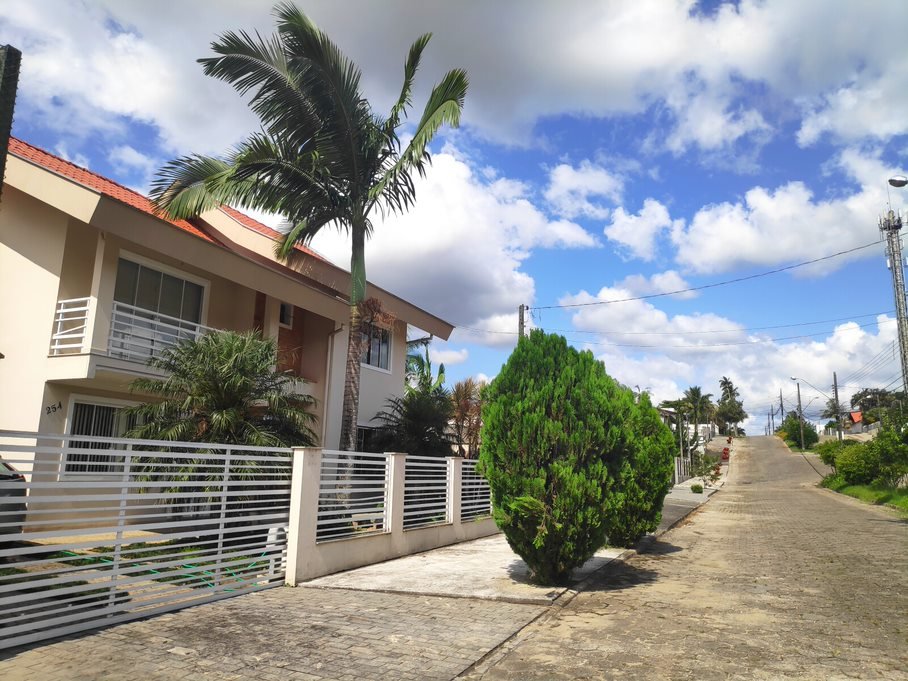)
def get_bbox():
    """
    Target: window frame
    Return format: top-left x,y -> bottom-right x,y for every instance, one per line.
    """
115,250 -> 211,325
361,322 -> 392,373
279,302 -> 295,329
63,394 -> 139,477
